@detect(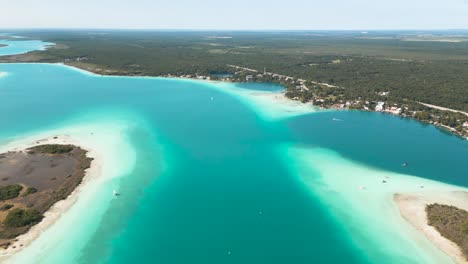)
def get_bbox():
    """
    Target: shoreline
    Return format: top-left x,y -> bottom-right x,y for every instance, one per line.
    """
213,82 -> 319,119
1,61 -> 465,139
0,134 -> 102,259
286,145 -> 468,264
0,62 -> 319,120
395,192 -> 468,264
0,57 -> 466,262
58,62 -> 468,138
